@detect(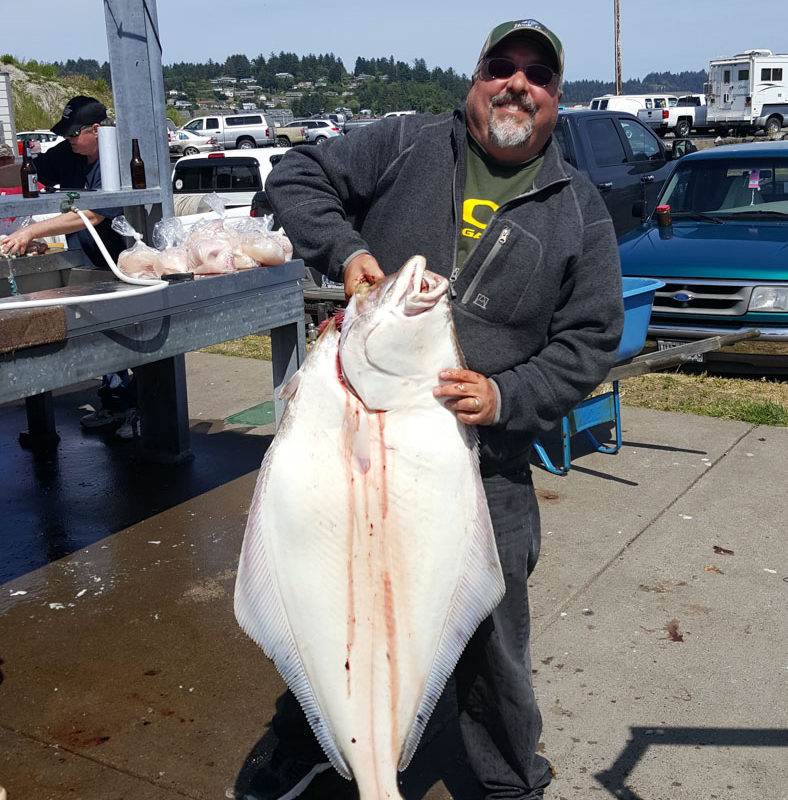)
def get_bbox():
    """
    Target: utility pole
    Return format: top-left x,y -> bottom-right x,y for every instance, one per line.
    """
614,0 -> 622,94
